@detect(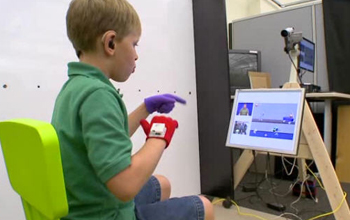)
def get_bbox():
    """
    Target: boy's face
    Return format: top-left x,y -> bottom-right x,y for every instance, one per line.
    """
111,31 -> 141,82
